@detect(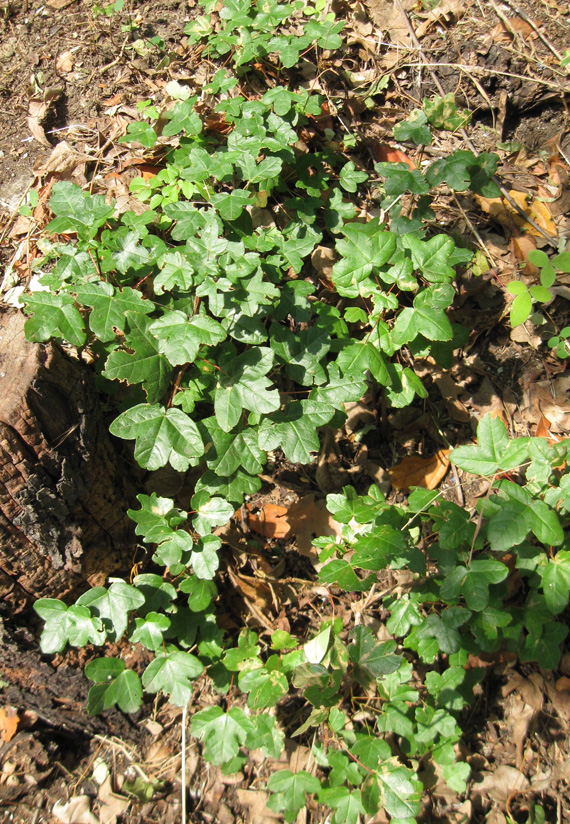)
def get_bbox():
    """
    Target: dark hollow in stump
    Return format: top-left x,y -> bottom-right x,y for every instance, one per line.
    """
0,309 -> 136,609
